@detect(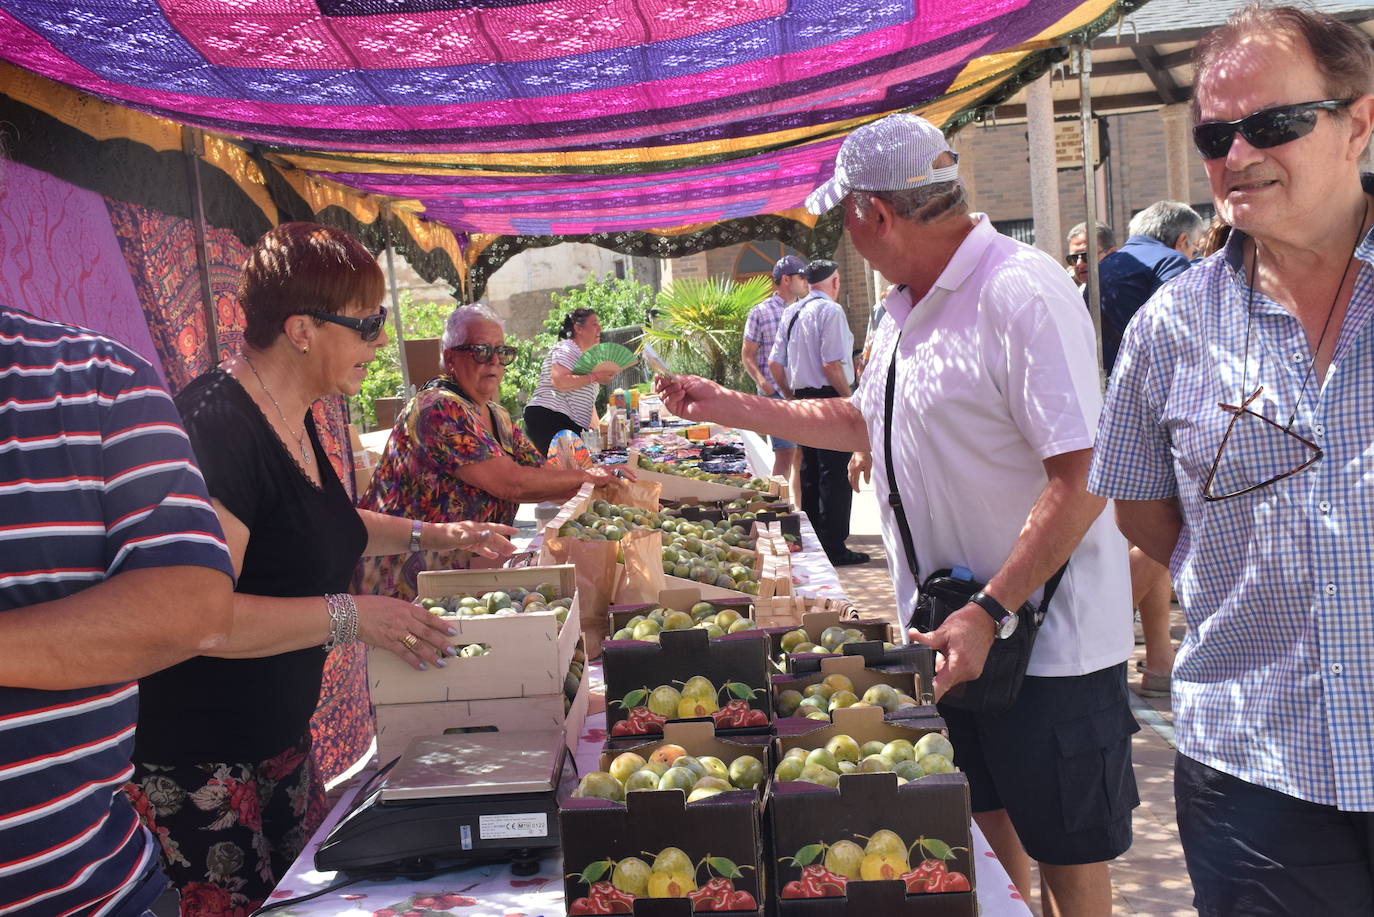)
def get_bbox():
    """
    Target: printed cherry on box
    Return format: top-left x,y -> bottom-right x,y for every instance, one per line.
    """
560,782 -> 764,915
604,628 -> 771,742
772,654 -> 929,725
769,708 -> 974,915
367,564 -> 581,705
766,610 -> 892,674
